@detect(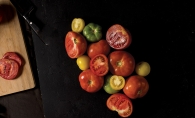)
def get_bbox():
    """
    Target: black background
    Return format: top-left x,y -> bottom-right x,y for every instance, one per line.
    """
30,0 -> 195,118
